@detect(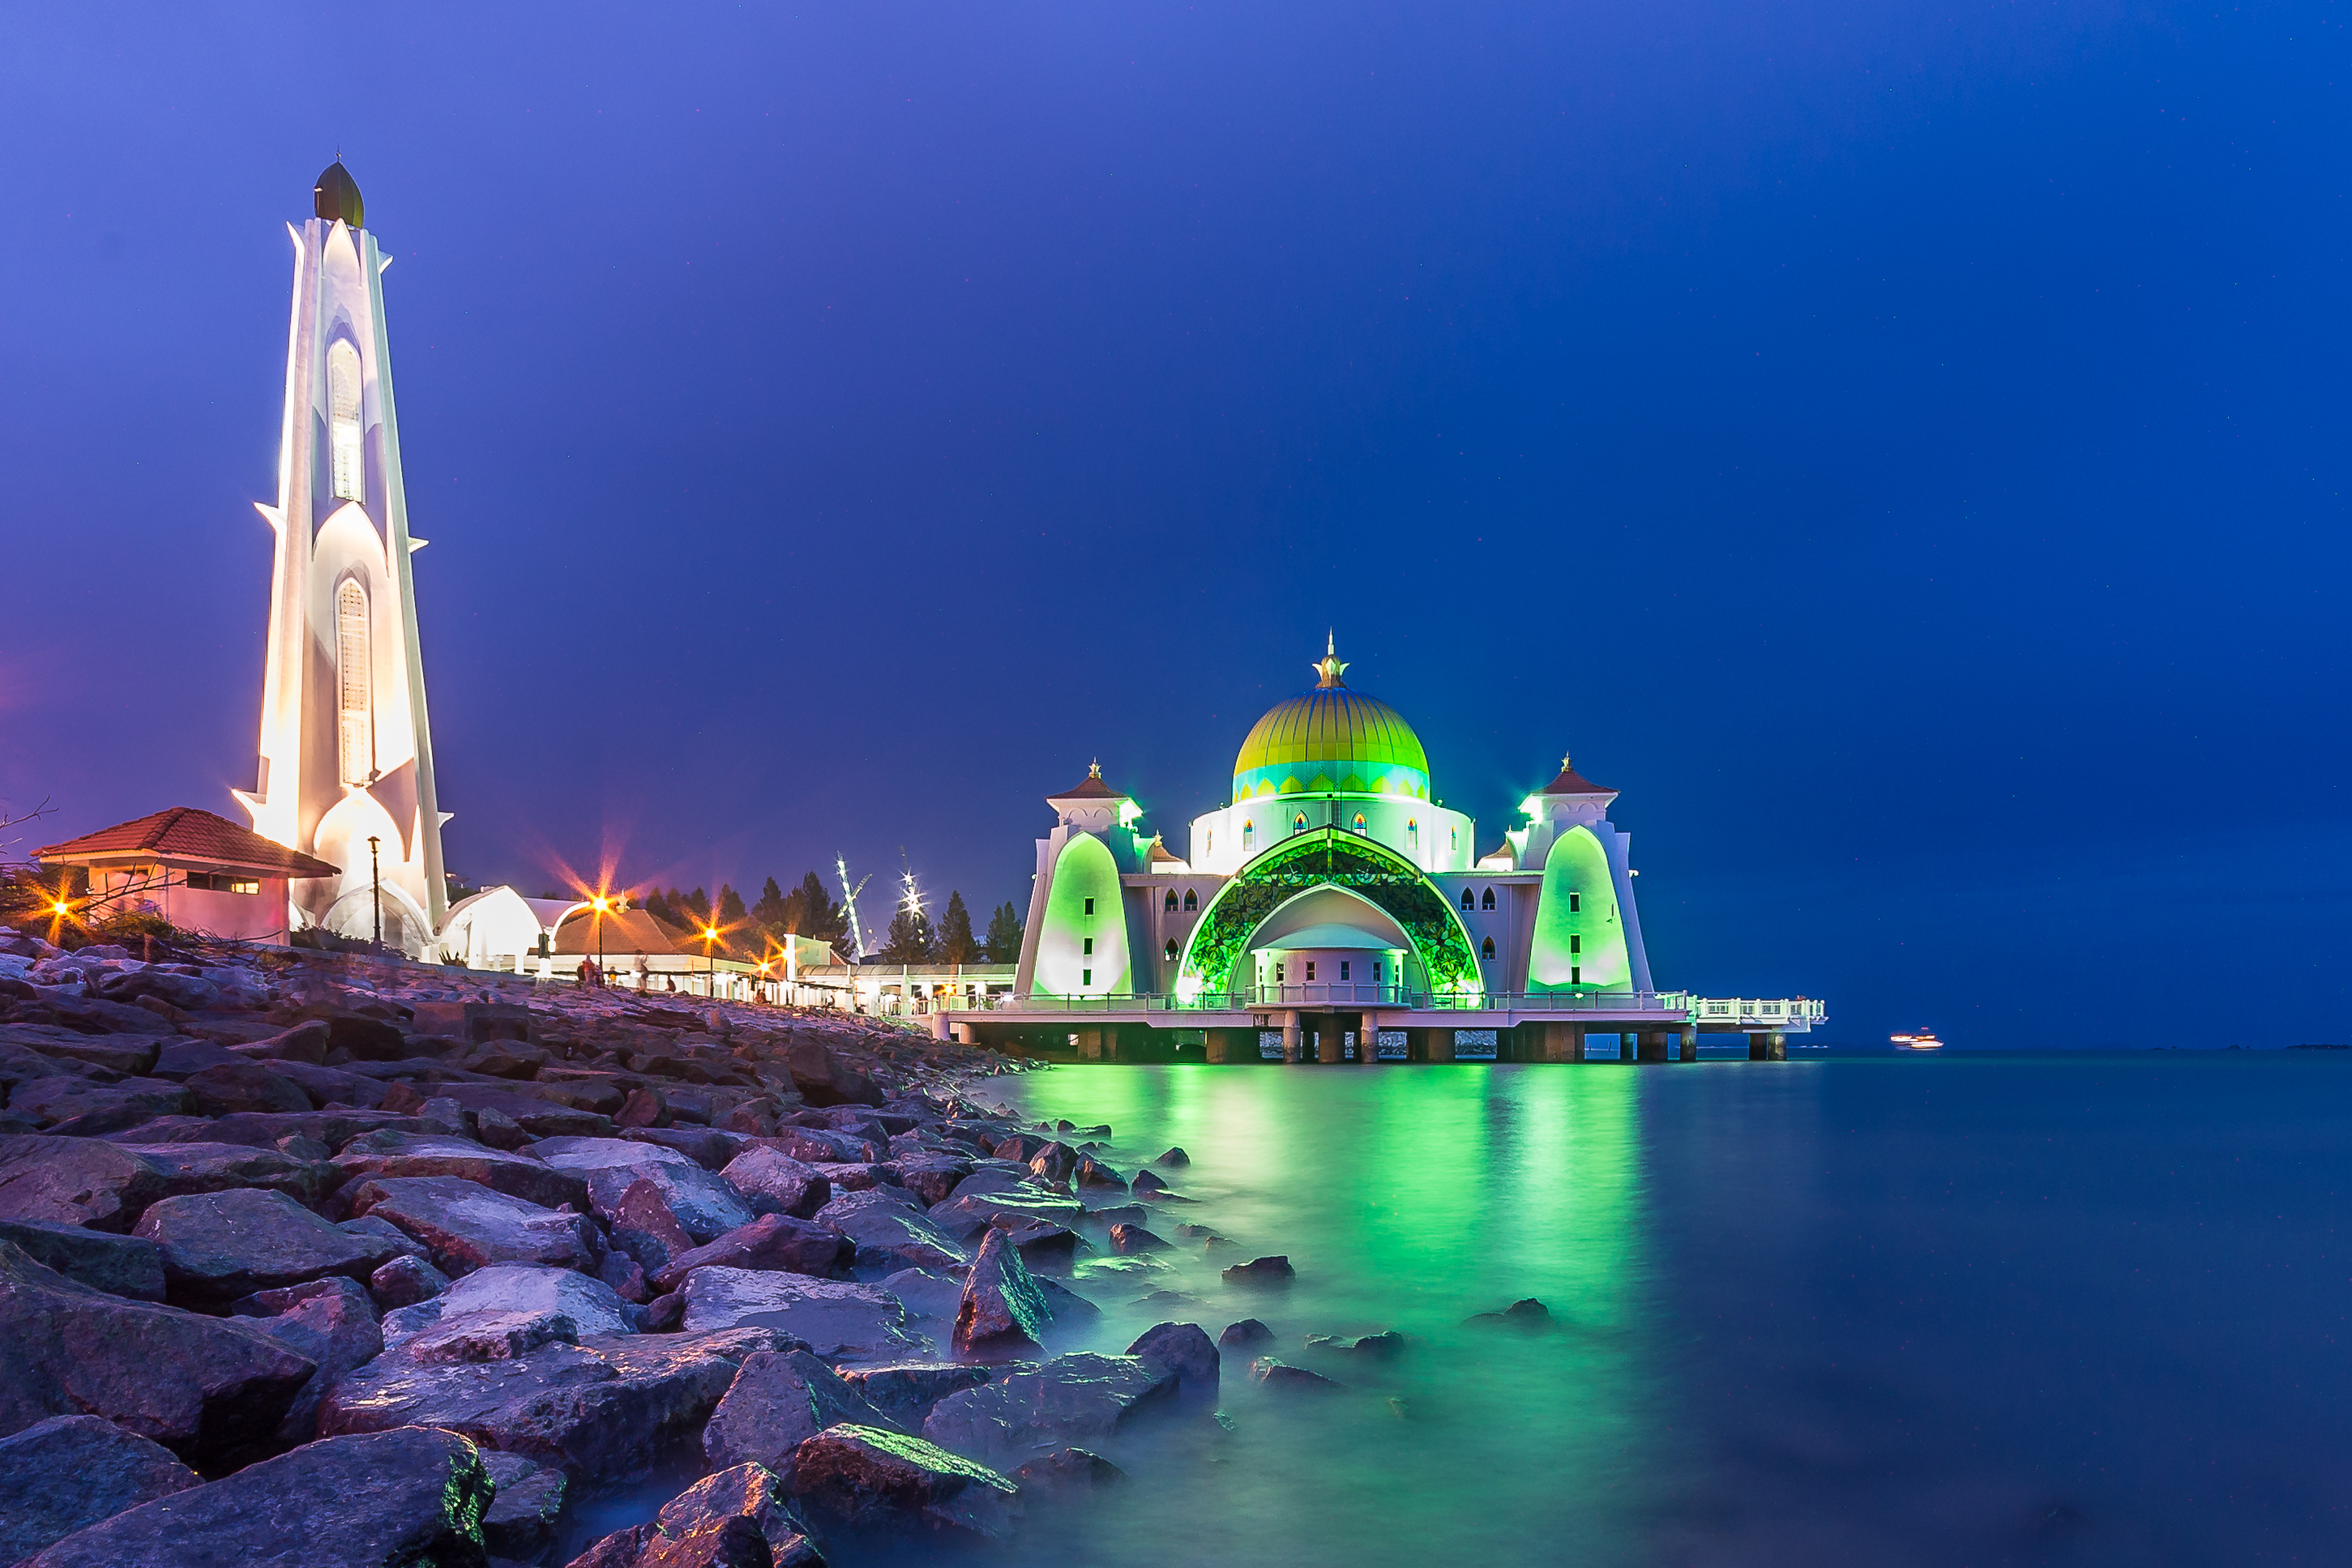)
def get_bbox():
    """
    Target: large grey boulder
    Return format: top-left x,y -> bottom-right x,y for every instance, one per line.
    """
925,1186 -> 1086,1241
0,1239 -> 314,1461
133,1188 -> 408,1304
181,1061 -> 313,1117
703,1347 -> 894,1472
0,1133 -> 168,1232
639,1462 -> 821,1567
815,1186 -> 965,1278
0,1216 -> 166,1299
236,1275 -> 386,1446
954,1225 -> 1050,1357
22,1425 -> 494,1568
836,1362 -> 994,1425
650,1214 -> 854,1292
480,1451 -> 567,1563
0,1416 -> 199,1567
678,1267 -> 928,1361
529,1137 -> 754,1241
879,1266 -> 964,1324
331,1130 -> 589,1210
609,1177 -> 696,1275
116,1140 -> 341,1207
782,1038 -> 885,1108
320,1327 -> 789,1483
720,1146 -> 830,1220
383,1263 -> 638,1354
10,1076 -> 190,1134
782,1422 -> 1018,1540
1126,1320 -> 1219,1396
922,1352 -> 1178,1469
340,1175 -> 601,1275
